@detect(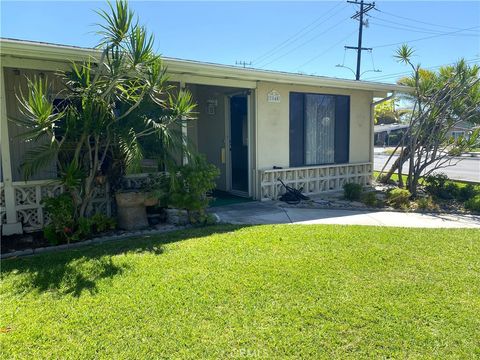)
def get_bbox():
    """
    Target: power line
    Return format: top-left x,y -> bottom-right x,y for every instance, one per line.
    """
252,2 -> 348,65
368,15 -> 479,37
372,25 -> 480,49
297,30 -> 357,70
258,16 -> 352,68
374,8 -> 480,34
364,57 -> 480,81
